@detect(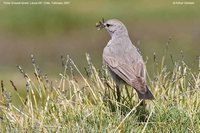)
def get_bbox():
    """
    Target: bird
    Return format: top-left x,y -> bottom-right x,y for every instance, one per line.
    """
96,19 -> 154,101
